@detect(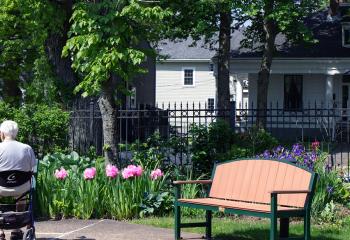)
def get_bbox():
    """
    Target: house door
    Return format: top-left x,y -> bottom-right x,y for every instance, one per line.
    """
342,84 -> 350,121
